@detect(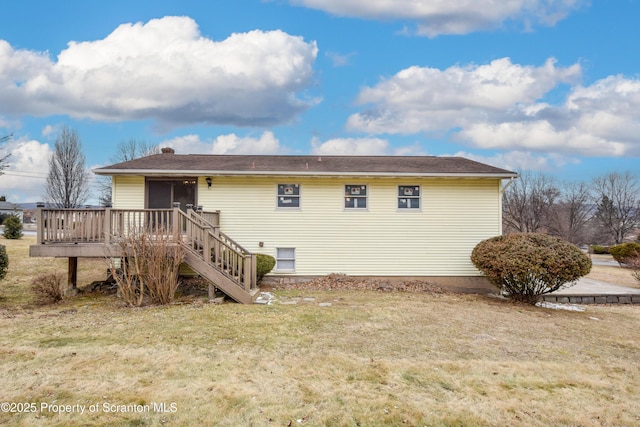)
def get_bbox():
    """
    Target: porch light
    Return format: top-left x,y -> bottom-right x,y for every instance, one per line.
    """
206,177 -> 212,188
